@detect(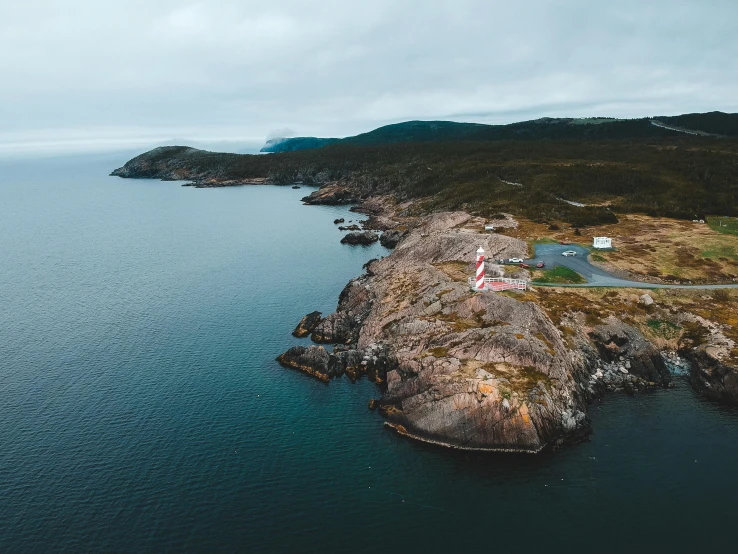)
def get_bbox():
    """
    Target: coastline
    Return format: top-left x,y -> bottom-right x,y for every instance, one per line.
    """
110,155 -> 738,453
383,421 -> 546,454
